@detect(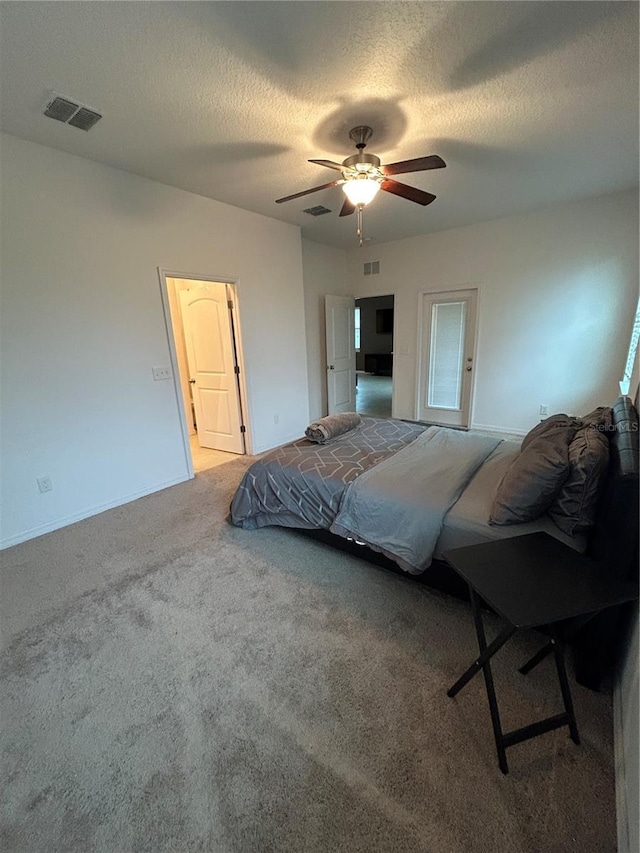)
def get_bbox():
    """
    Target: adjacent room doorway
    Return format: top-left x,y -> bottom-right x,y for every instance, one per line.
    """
160,273 -> 247,474
355,295 -> 394,418
417,288 -> 478,428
